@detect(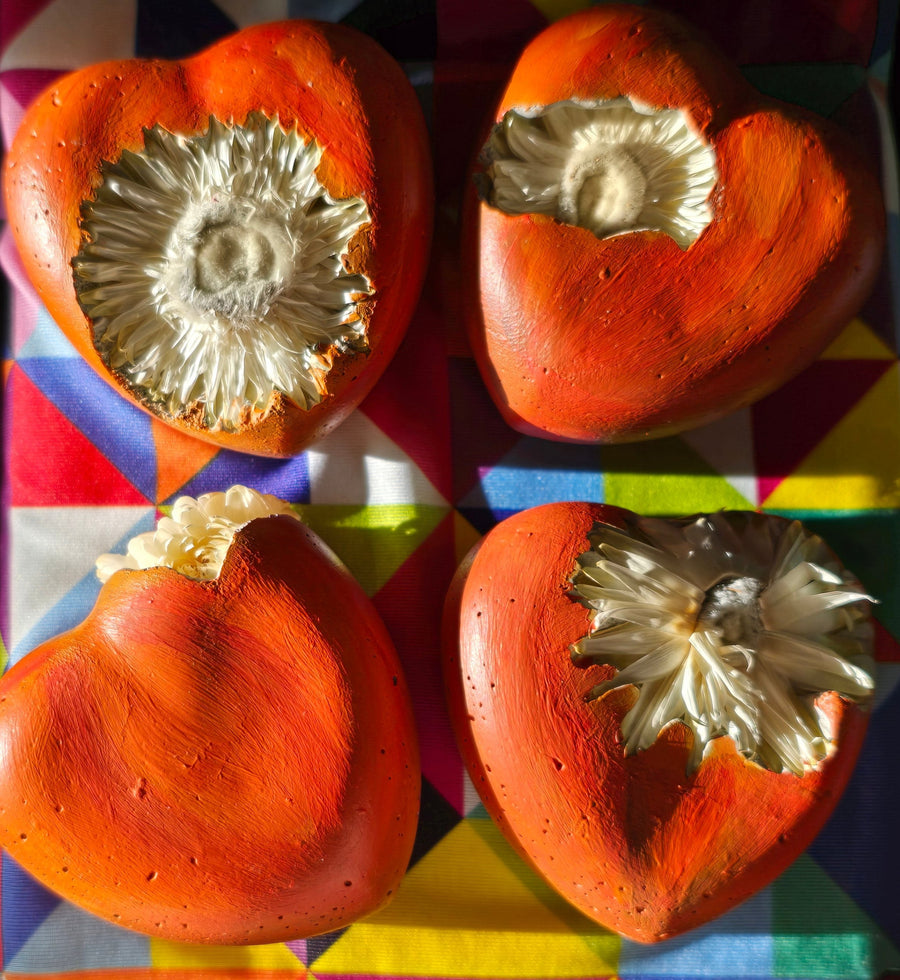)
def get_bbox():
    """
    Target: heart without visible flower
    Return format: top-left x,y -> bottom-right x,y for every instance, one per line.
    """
570,512 -> 875,775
